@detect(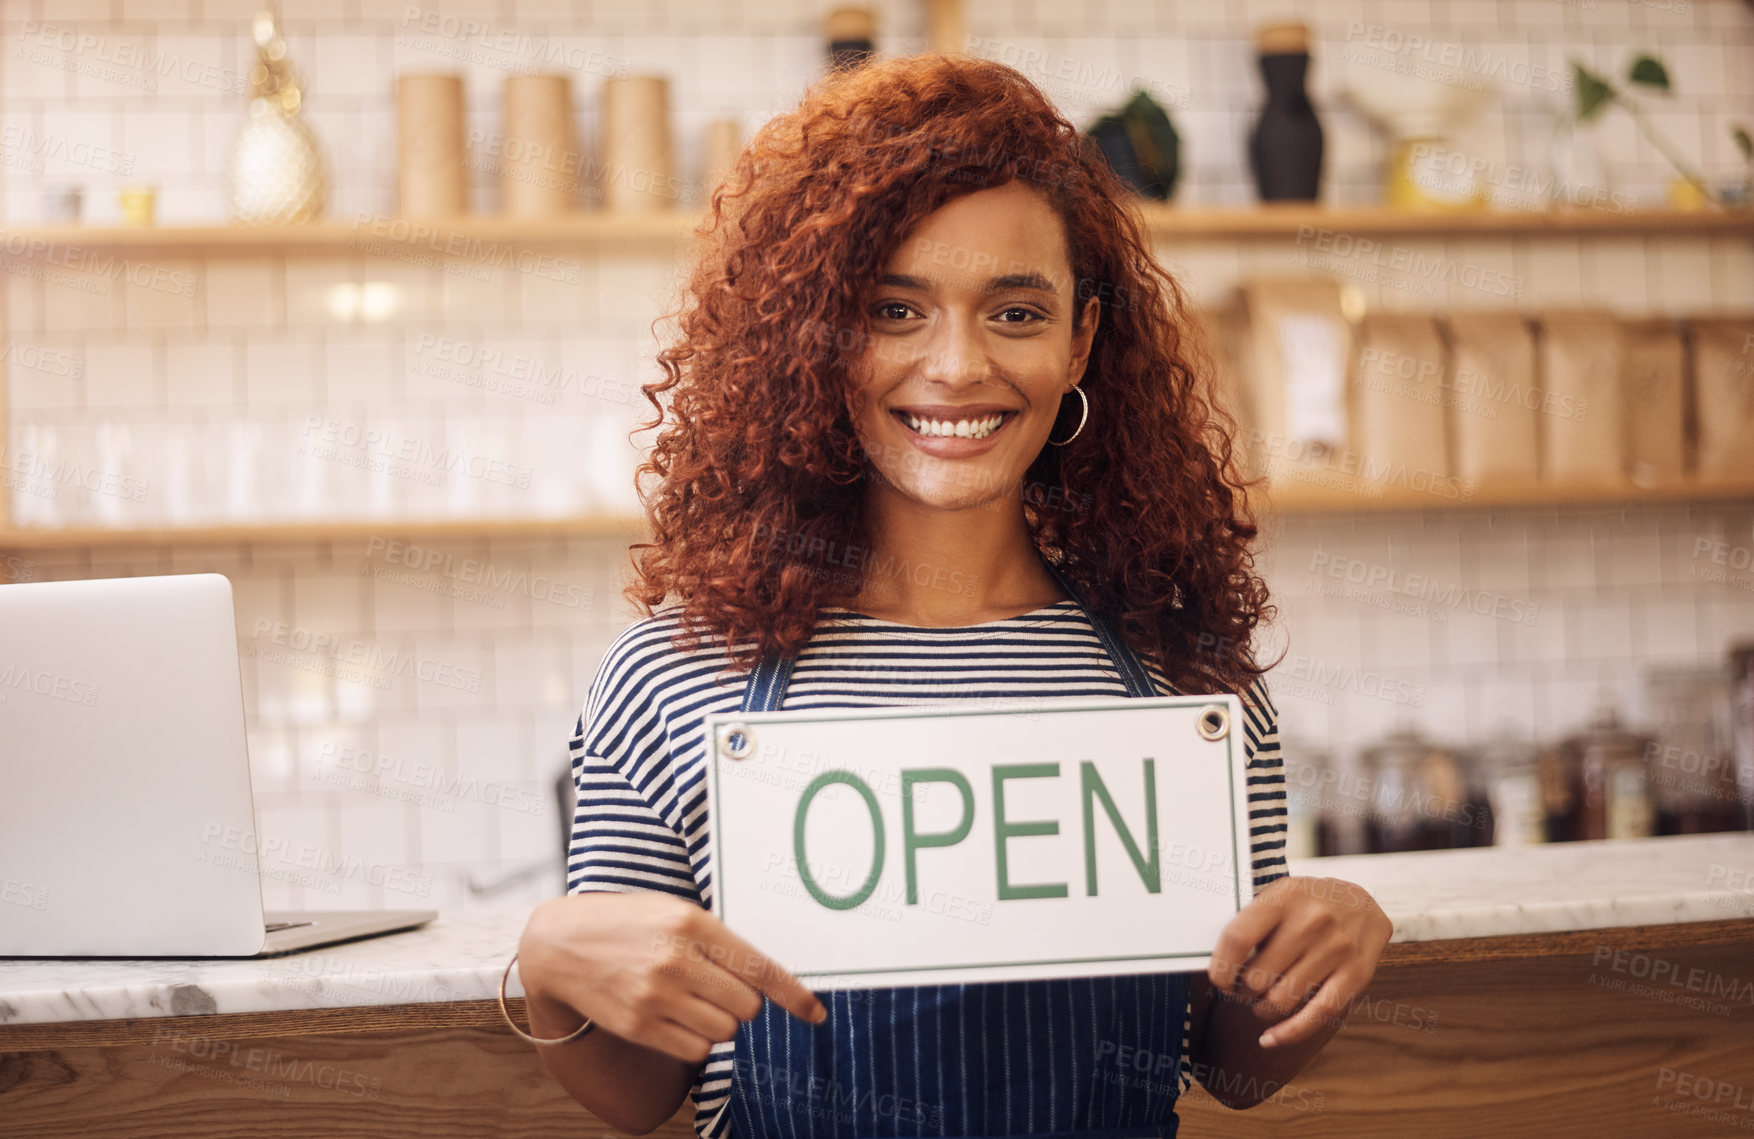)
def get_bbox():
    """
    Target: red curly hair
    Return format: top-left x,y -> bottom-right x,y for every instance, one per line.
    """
628,52 -> 1273,697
